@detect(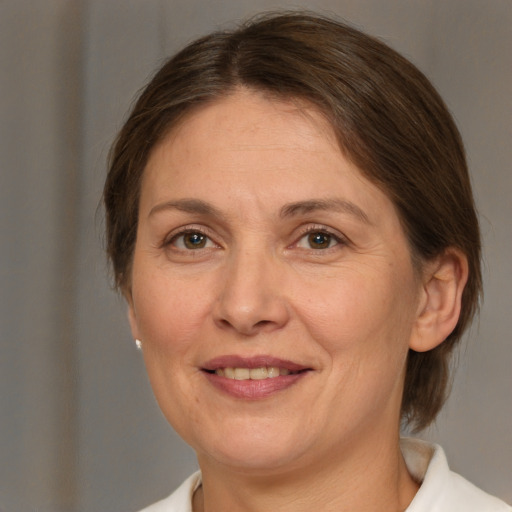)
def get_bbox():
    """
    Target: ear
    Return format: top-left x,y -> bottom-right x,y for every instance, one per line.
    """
409,248 -> 469,352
